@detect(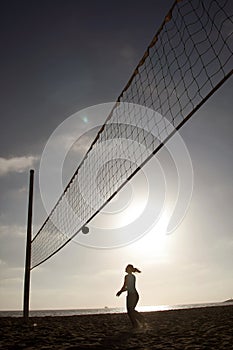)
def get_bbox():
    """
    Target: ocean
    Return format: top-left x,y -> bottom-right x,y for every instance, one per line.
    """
1,301 -> 232,317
